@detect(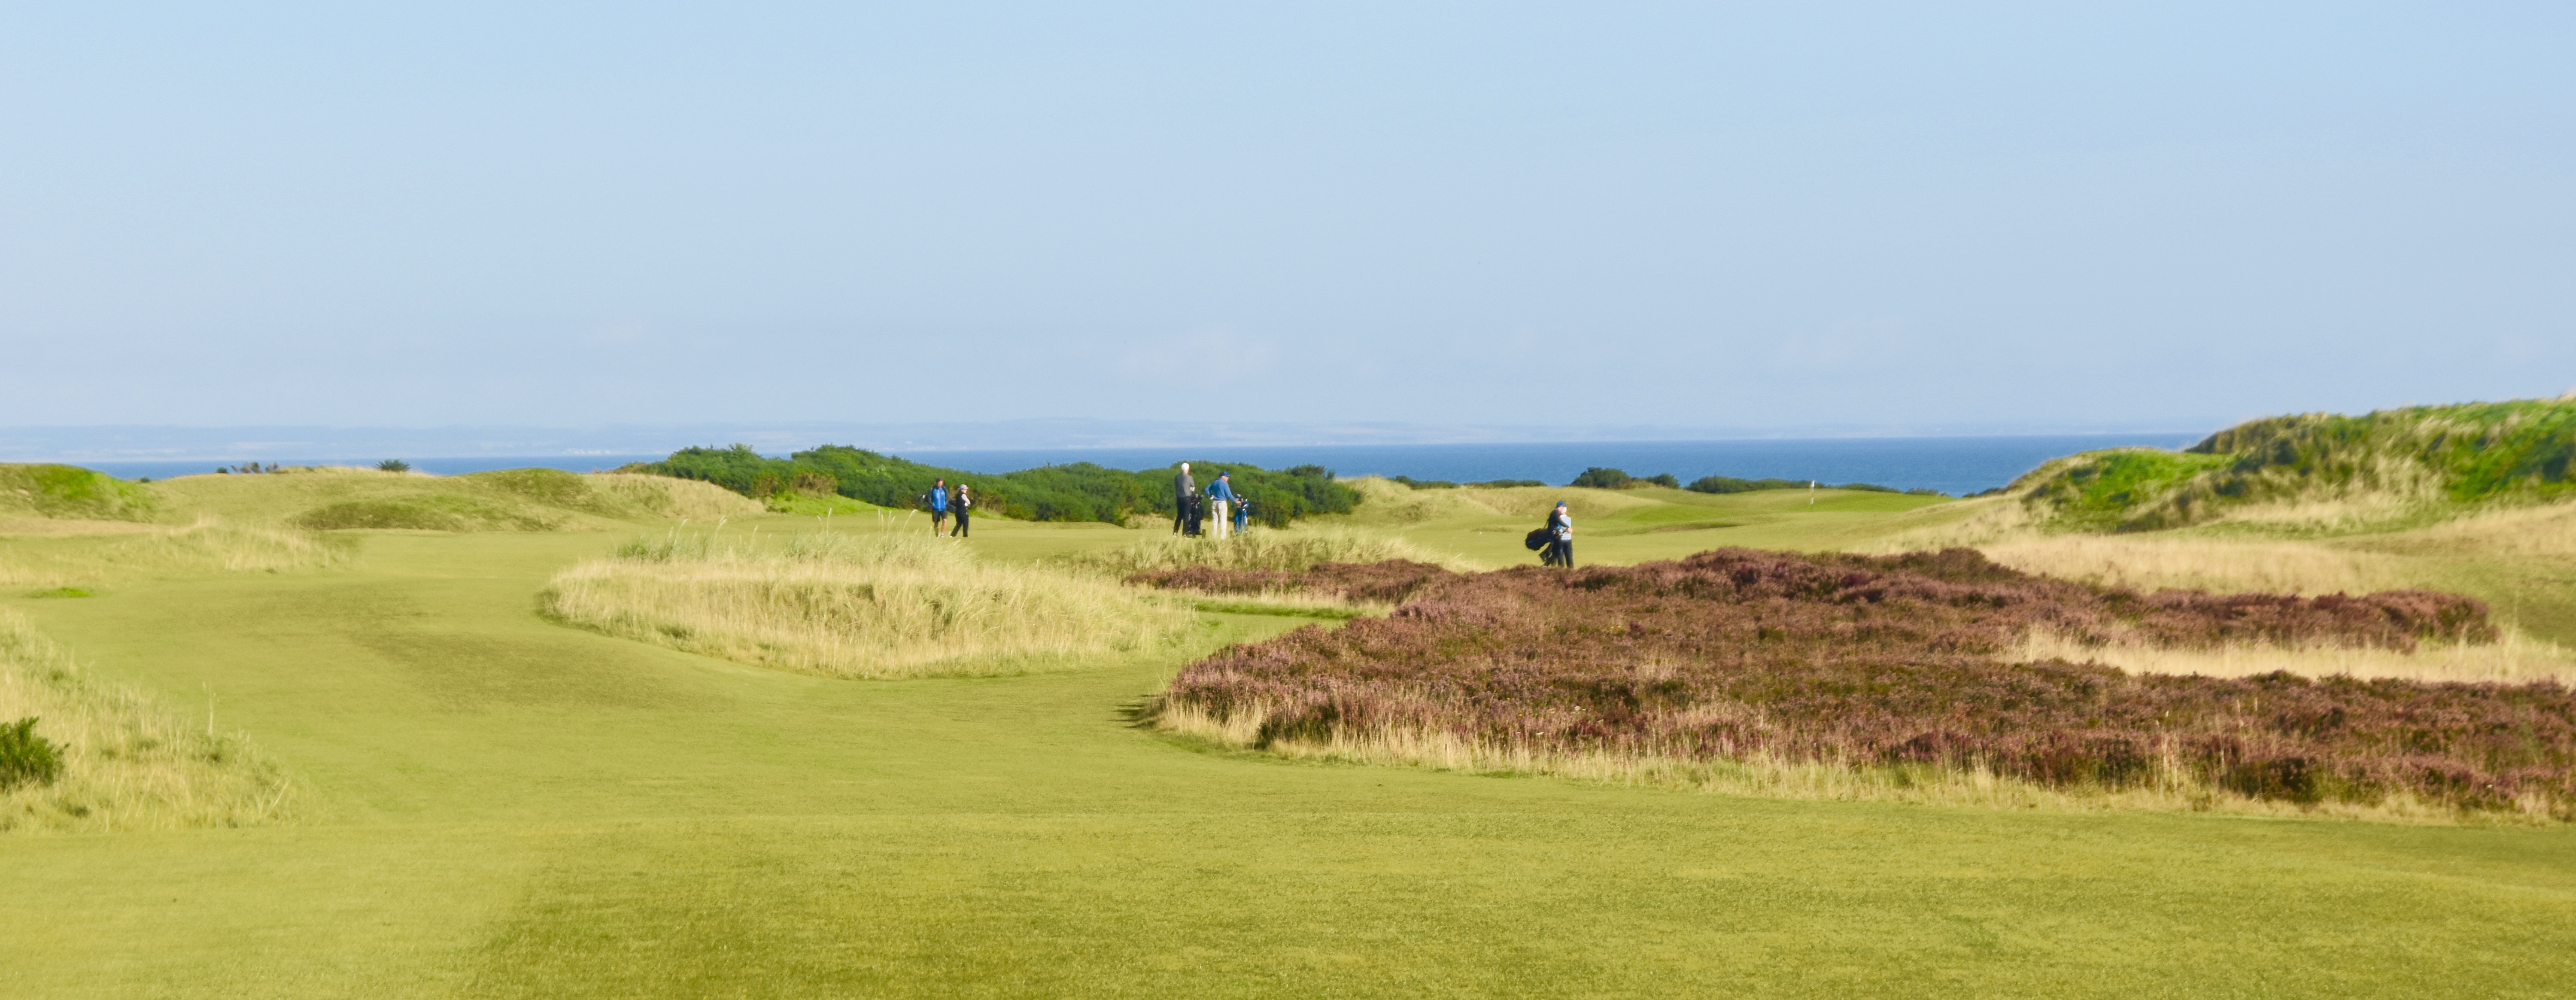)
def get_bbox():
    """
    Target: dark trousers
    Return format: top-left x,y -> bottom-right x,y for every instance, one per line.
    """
953,509 -> 970,537
1546,538 -> 1572,568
